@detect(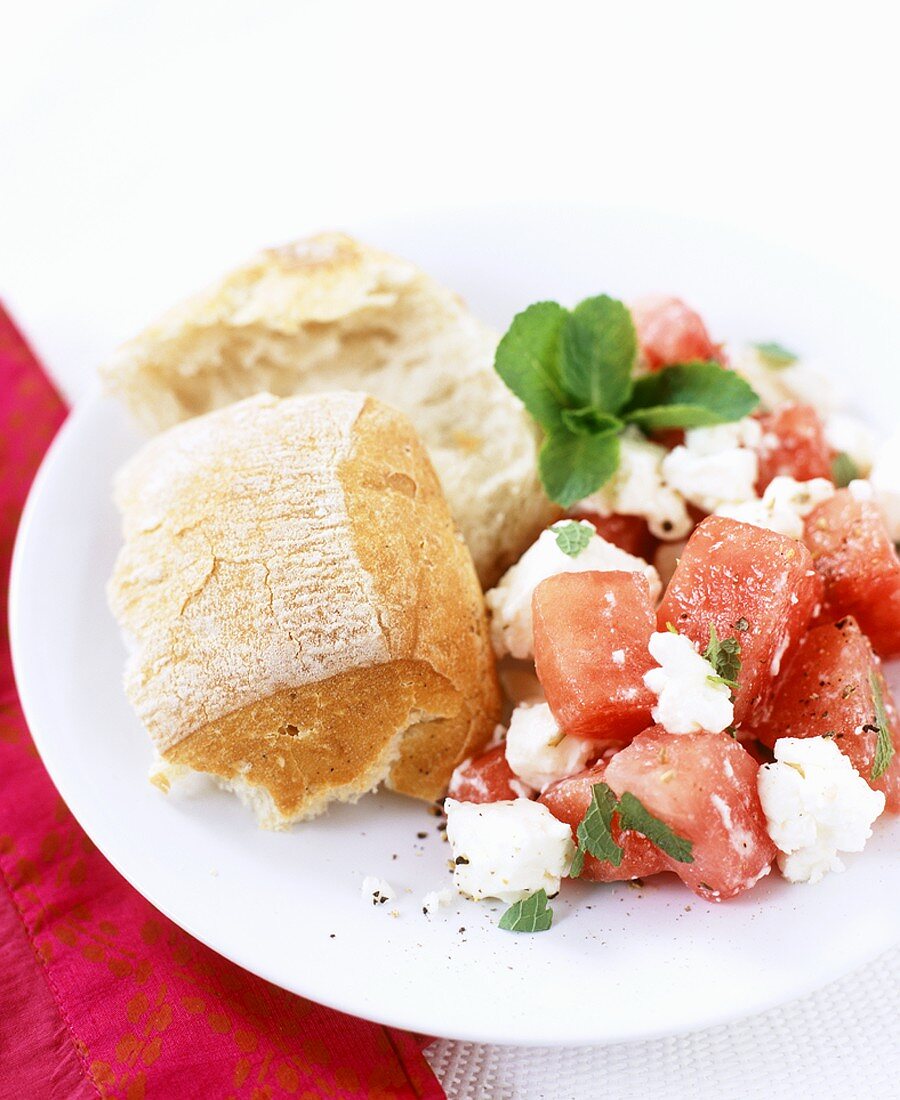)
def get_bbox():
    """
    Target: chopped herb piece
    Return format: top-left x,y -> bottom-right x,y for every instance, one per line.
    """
831,451 -> 860,489
734,617 -> 750,632
870,671 -> 895,781
703,624 -> 741,690
576,782 -> 624,867
569,847 -> 585,878
498,889 -> 554,932
552,521 -> 594,558
754,341 -> 798,369
616,792 -> 694,863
